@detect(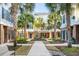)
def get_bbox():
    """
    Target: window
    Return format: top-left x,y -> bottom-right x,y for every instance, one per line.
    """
72,16 -> 75,19
63,15 -> 65,23
2,7 -> 4,18
4,3 -> 8,5
58,32 -> 60,37
45,33 -> 49,38
62,30 -> 65,40
29,33 -> 32,38
52,32 -> 54,38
